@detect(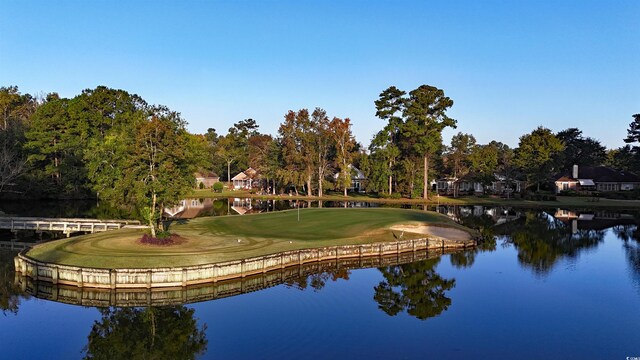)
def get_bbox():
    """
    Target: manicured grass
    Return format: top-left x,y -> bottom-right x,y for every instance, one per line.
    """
26,208 -> 472,269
